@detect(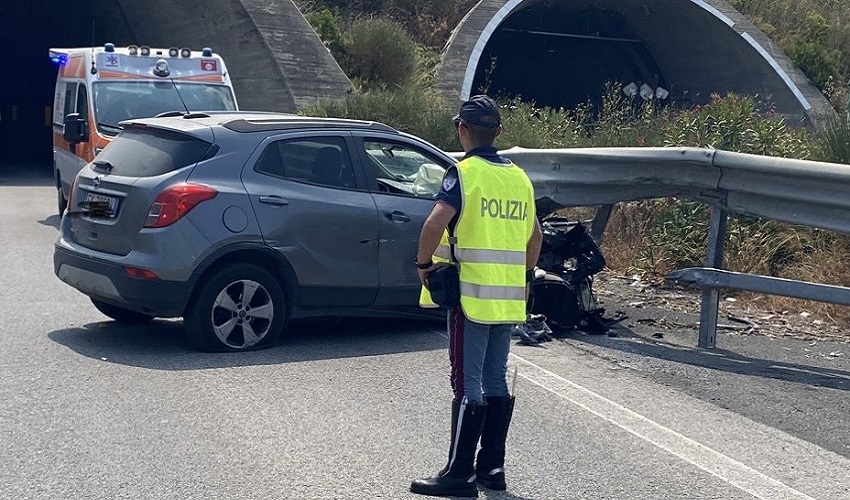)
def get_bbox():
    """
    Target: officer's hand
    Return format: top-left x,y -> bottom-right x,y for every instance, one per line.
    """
418,262 -> 447,289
